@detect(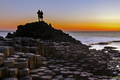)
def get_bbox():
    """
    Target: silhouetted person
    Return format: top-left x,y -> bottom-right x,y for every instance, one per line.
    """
37,10 -> 43,21
40,10 -> 43,21
37,10 -> 41,21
